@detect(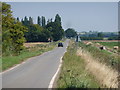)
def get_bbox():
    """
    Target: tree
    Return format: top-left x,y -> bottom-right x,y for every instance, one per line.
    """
17,17 -> 19,22
47,18 -> 52,24
10,22 -> 27,54
41,16 -> 46,27
45,14 -> 64,41
2,3 -> 27,55
46,22 -> 64,41
47,19 -> 50,24
37,16 -> 41,26
54,14 -> 61,25
22,16 -> 29,26
65,28 -> 77,38
29,17 -> 33,25
2,2 -> 13,55
97,32 -> 103,37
